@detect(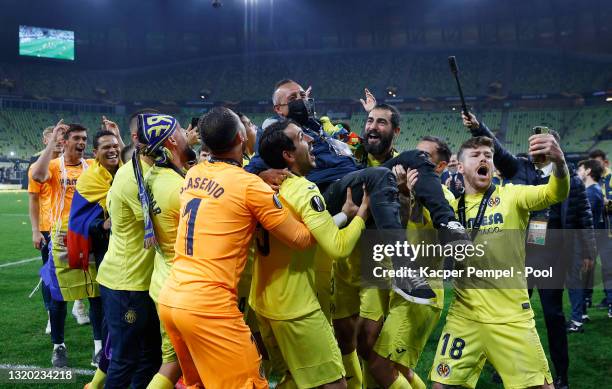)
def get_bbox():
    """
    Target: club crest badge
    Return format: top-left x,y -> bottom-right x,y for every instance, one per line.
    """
488,196 -> 500,207
436,362 -> 451,378
124,309 -> 137,324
